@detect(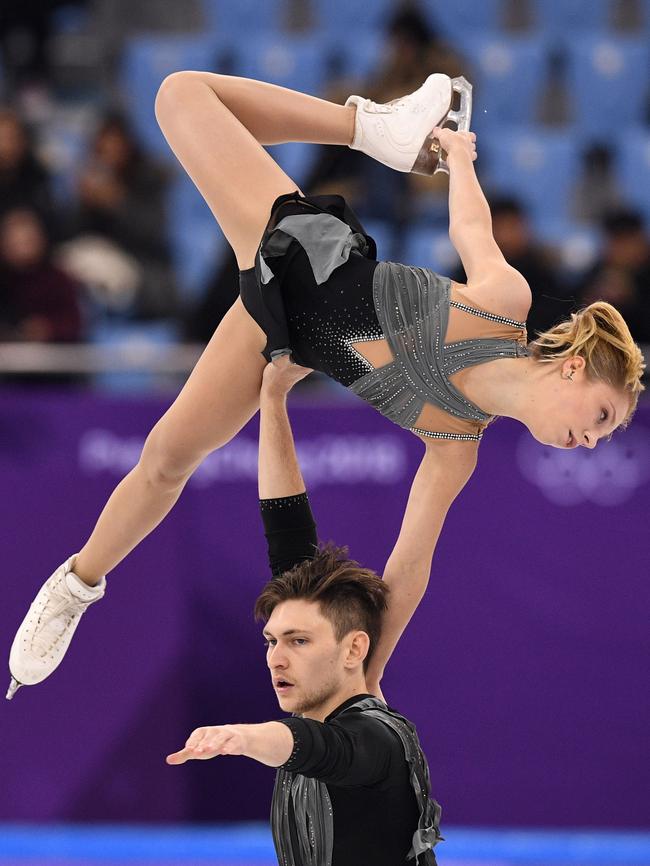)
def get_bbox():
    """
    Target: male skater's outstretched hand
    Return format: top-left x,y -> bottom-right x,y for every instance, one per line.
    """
166,721 -> 294,768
